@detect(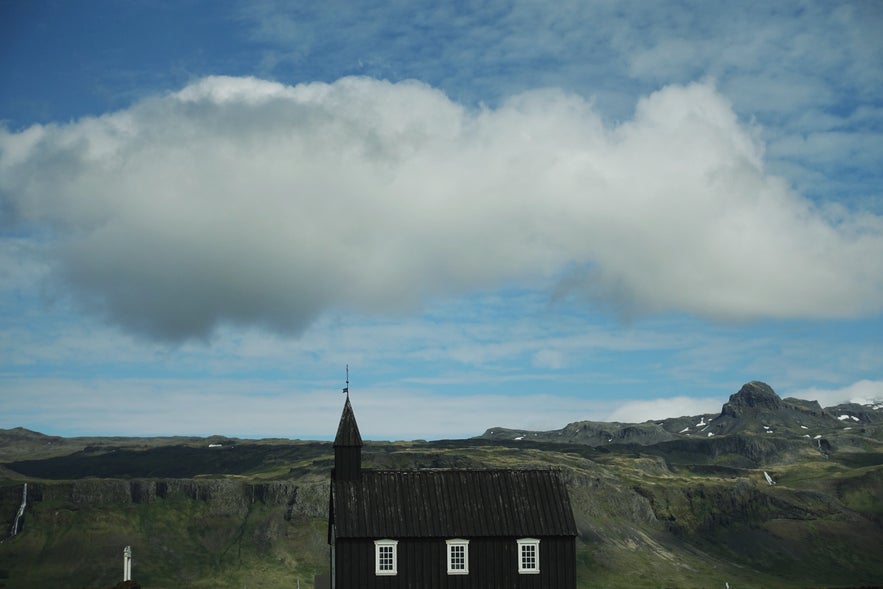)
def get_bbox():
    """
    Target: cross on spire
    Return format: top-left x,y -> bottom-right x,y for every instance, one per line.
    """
342,364 -> 349,396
